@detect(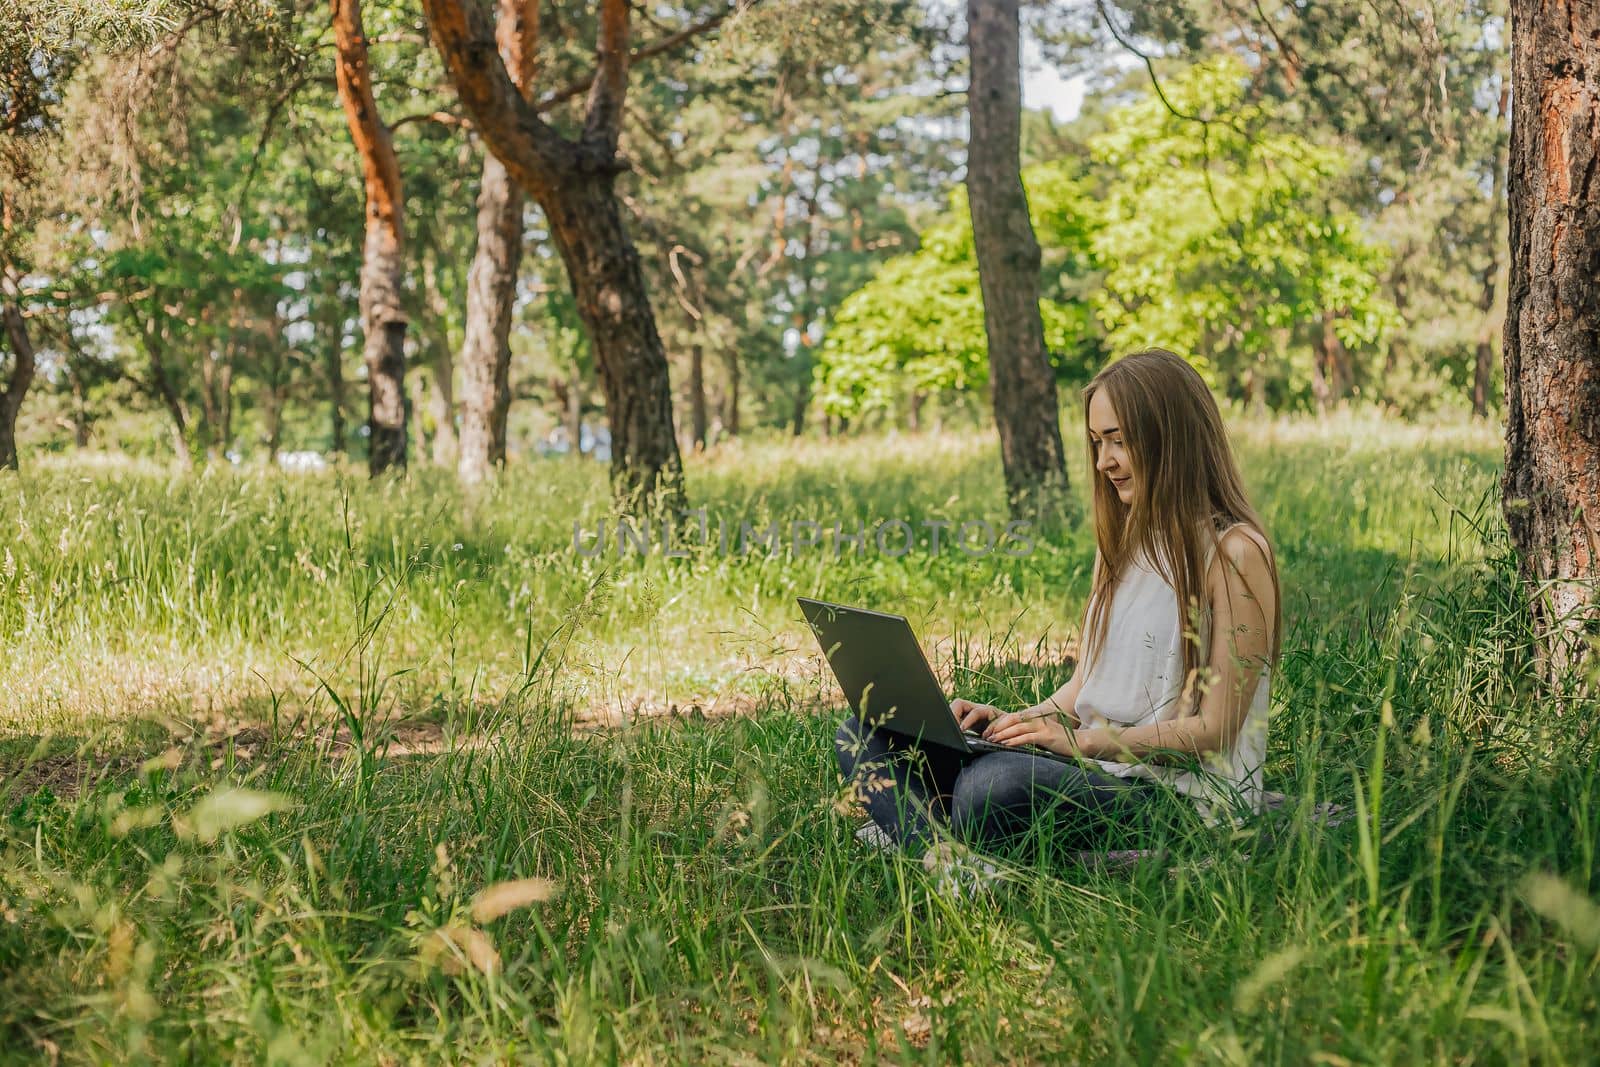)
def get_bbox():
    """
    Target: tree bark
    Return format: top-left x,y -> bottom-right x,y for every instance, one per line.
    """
566,362 -> 582,460
458,0 -> 536,485
261,310 -> 287,464
199,335 -> 233,465
545,175 -> 682,505
687,340 -> 707,450
791,377 -> 809,437
459,153 -> 523,482
430,343 -> 456,467
324,304 -> 347,455
333,0 -> 409,476
421,252 -> 457,468
1314,312 -> 1351,414
722,347 -> 740,437
1475,84 -> 1511,420
1503,0 -> 1600,686
965,0 -> 1069,521
0,289 -> 36,472
424,0 -> 687,514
